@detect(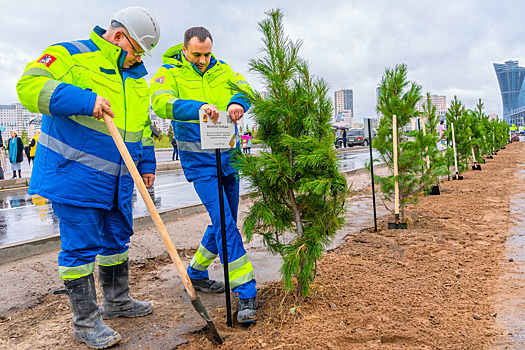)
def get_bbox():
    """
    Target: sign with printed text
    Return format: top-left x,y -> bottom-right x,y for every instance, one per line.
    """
199,110 -> 236,149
